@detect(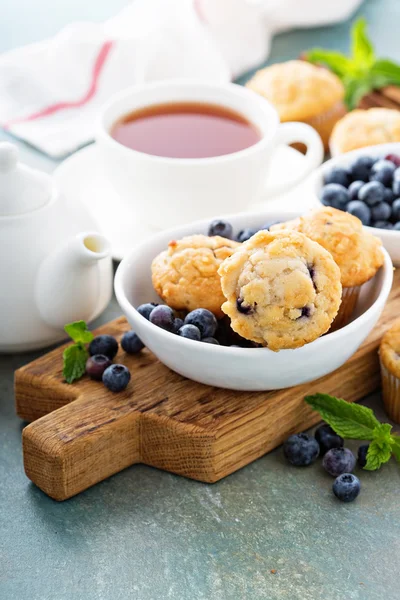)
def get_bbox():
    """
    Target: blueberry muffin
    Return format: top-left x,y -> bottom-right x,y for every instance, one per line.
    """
151,234 -> 240,318
330,108 -> 400,156
246,60 -> 346,149
271,207 -> 384,329
218,230 -> 342,351
379,320 -> 400,424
